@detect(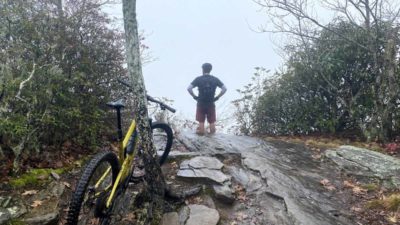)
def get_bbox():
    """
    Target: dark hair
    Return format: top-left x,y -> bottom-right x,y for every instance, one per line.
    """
202,63 -> 212,73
